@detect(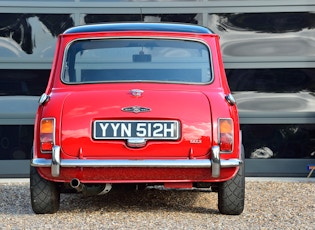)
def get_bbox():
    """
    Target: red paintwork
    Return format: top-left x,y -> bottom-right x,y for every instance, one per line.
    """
33,25 -> 240,185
